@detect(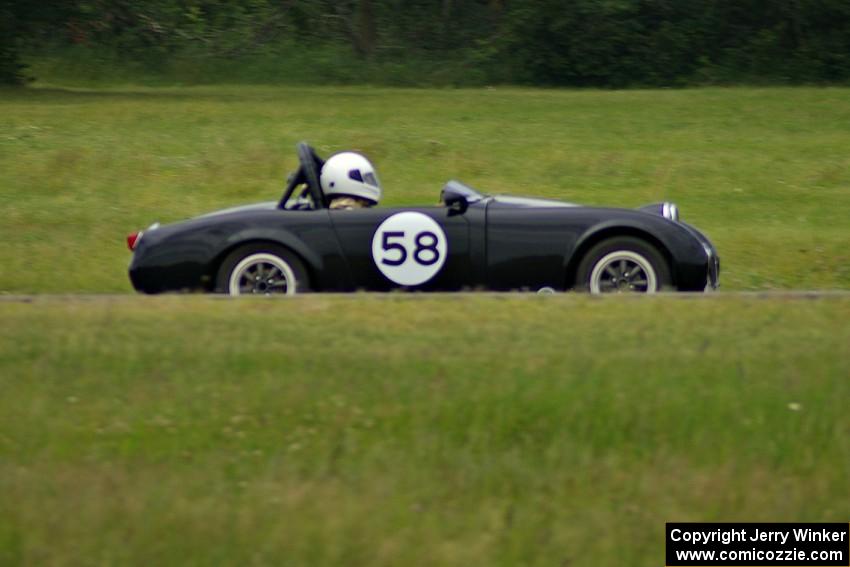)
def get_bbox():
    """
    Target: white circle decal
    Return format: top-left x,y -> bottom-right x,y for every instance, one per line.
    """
371,212 -> 448,286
